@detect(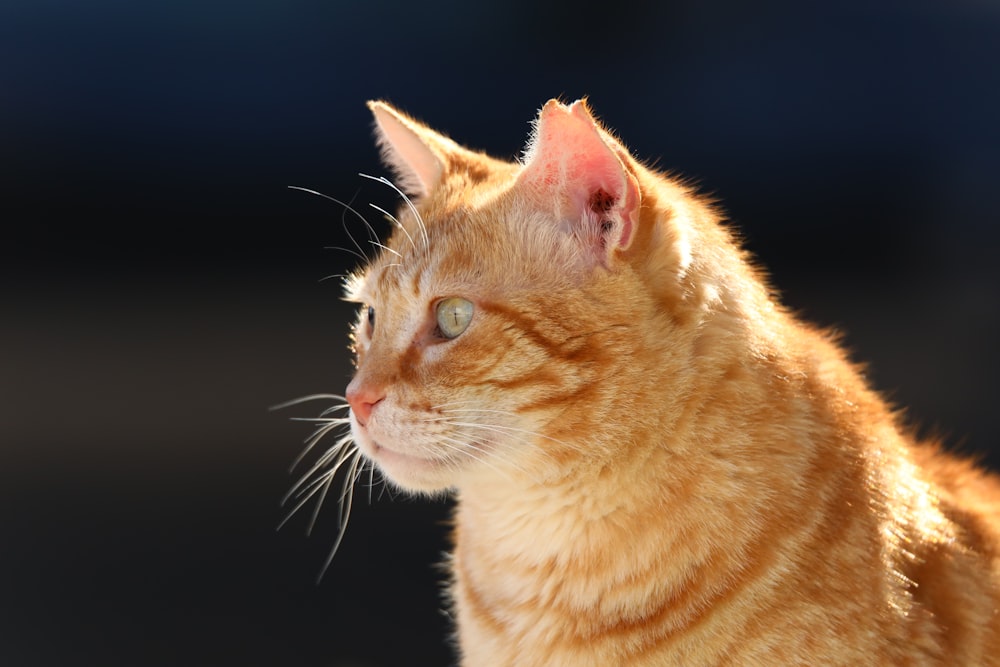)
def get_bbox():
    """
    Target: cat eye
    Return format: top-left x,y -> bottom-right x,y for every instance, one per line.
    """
435,297 -> 474,339
367,305 -> 375,328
